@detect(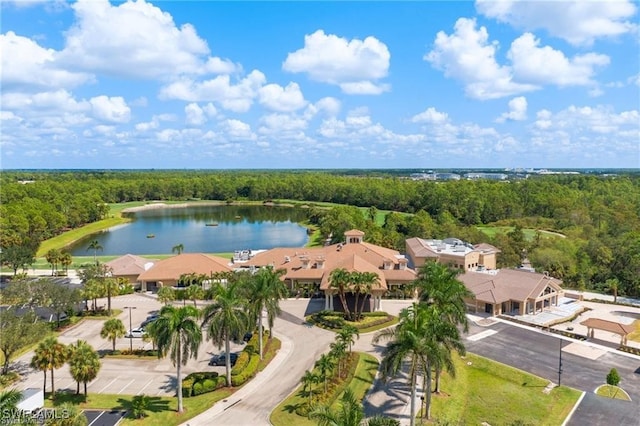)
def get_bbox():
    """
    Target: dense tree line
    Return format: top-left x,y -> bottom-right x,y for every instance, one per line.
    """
1,170 -> 638,296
